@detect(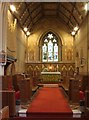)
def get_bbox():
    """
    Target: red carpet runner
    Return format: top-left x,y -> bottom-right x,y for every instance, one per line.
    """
27,87 -> 72,118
